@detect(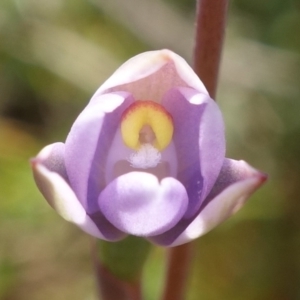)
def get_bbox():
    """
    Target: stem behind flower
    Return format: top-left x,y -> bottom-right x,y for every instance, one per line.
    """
194,0 -> 229,99
162,1 -> 229,300
161,243 -> 194,300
